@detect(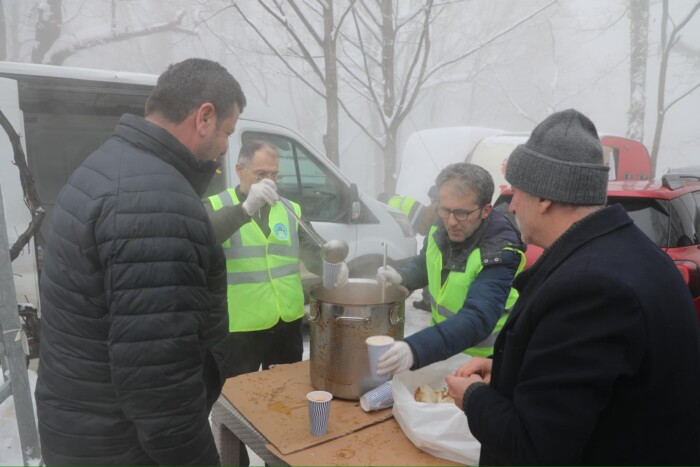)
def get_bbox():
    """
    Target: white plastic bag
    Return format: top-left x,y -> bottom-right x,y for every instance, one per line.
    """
392,353 -> 481,465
